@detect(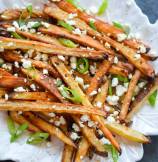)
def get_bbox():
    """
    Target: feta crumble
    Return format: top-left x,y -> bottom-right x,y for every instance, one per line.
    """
80,115 -> 90,122
116,85 -> 127,96
75,76 -> 84,85
48,112 -> 56,117
114,56 -> 119,64
70,132 -> 80,140
117,33 -> 127,42
14,87 -> 26,92
7,27 -> 16,32
107,116 -> 116,123
21,59 -> 32,69
72,123 -> 80,132
111,78 -> 119,87
134,53 -> 141,60
43,69 -> 48,75
106,95 -> 119,106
